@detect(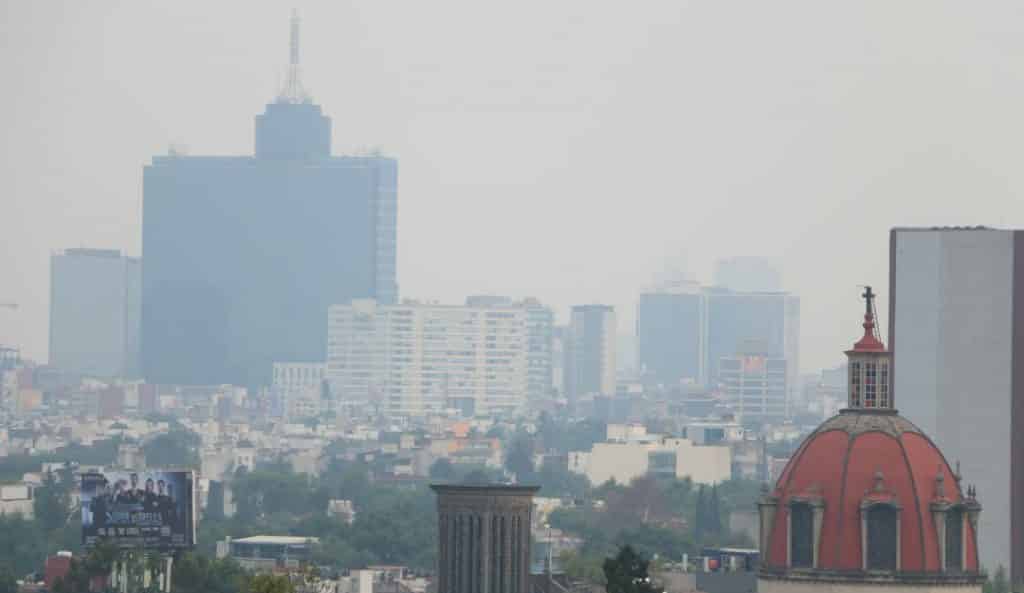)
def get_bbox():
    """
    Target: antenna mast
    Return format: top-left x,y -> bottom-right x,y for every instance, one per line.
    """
279,10 -> 309,104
